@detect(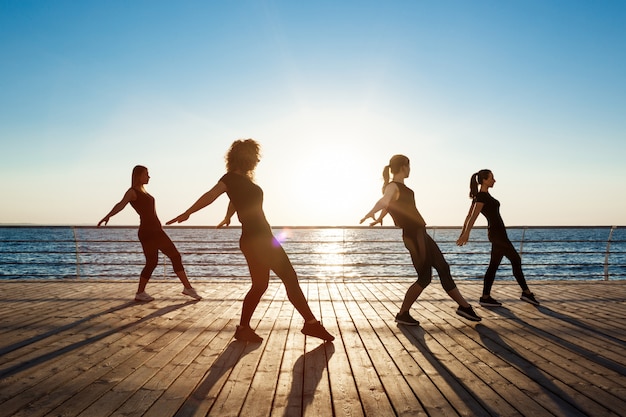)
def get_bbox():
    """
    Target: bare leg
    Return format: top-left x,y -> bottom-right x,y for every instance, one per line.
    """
447,287 -> 471,308
399,282 -> 424,313
175,270 -> 193,289
137,276 -> 150,293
